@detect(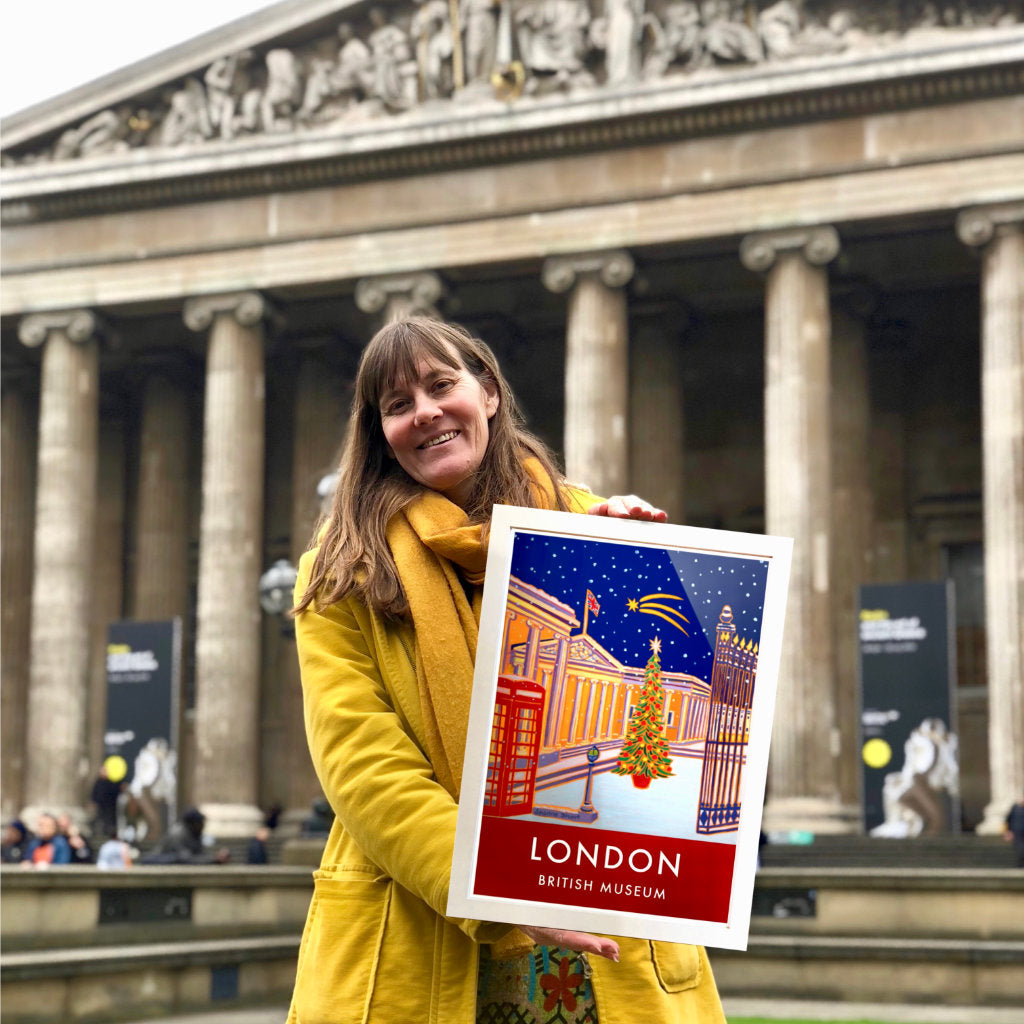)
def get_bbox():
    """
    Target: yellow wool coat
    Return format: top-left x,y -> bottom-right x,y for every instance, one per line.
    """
288,534 -> 727,1024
